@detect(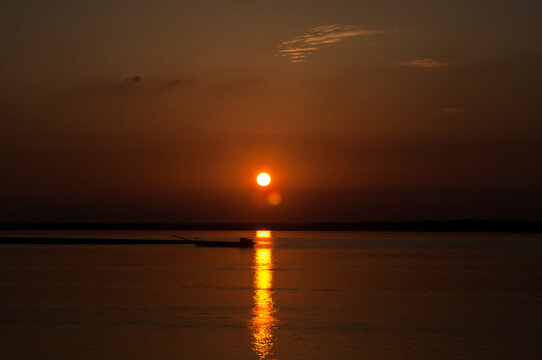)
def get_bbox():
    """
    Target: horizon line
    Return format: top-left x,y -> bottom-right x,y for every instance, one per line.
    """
1,219 -> 541,232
